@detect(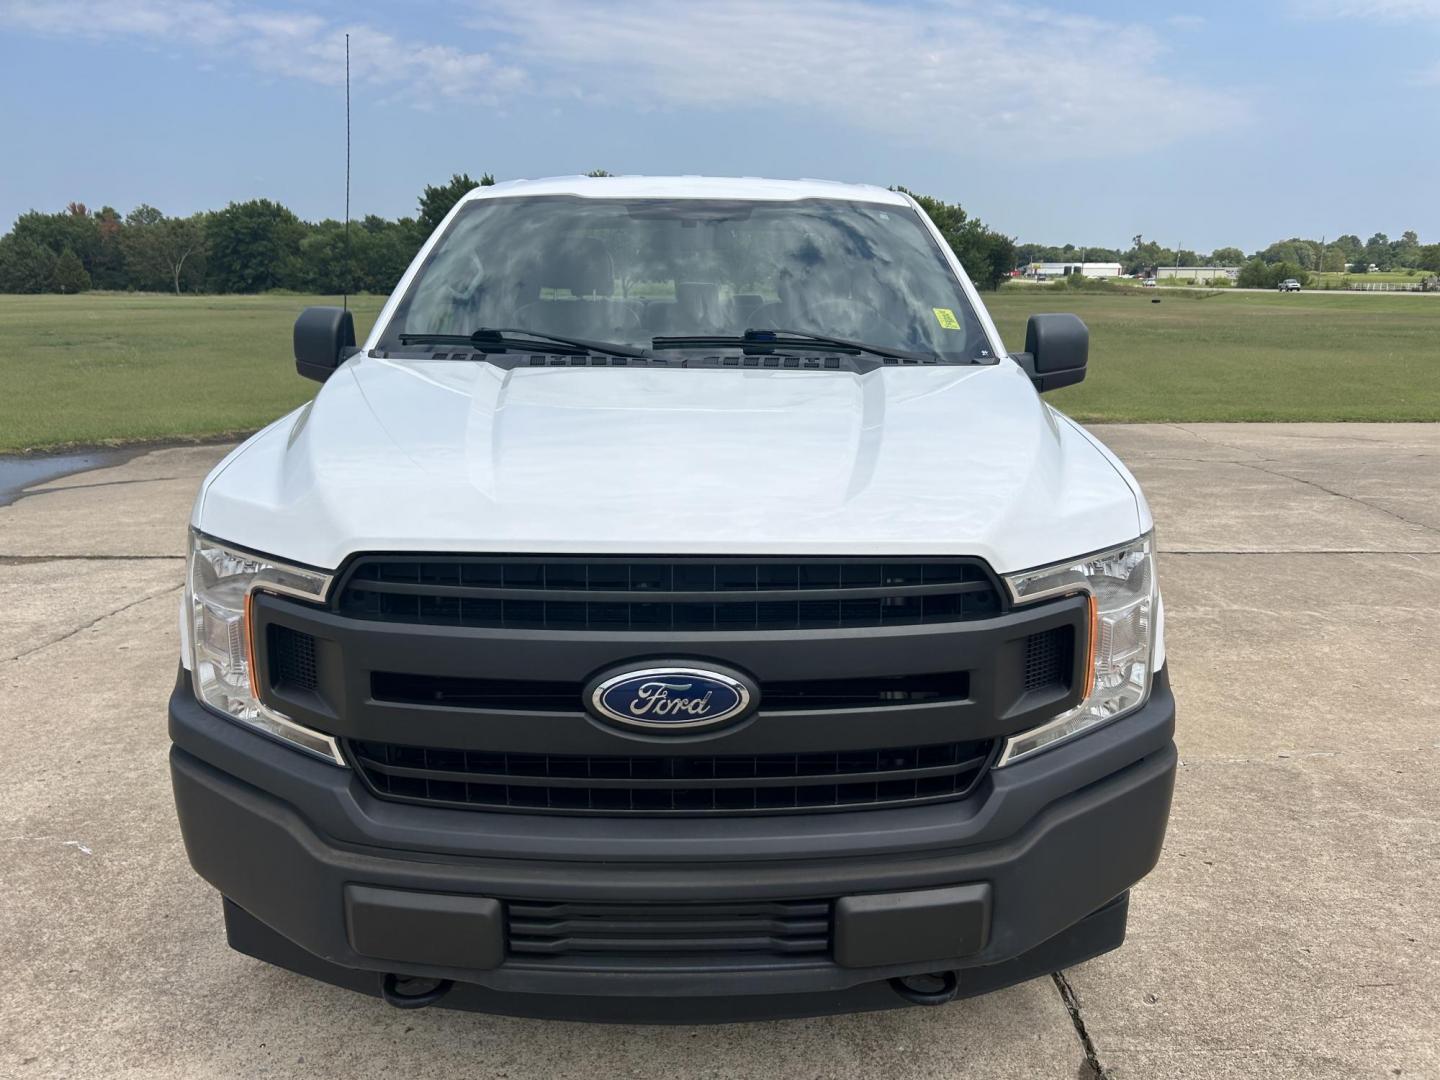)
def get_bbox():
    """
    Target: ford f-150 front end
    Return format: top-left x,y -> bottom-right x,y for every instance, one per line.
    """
170,175 -> 1175,1020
